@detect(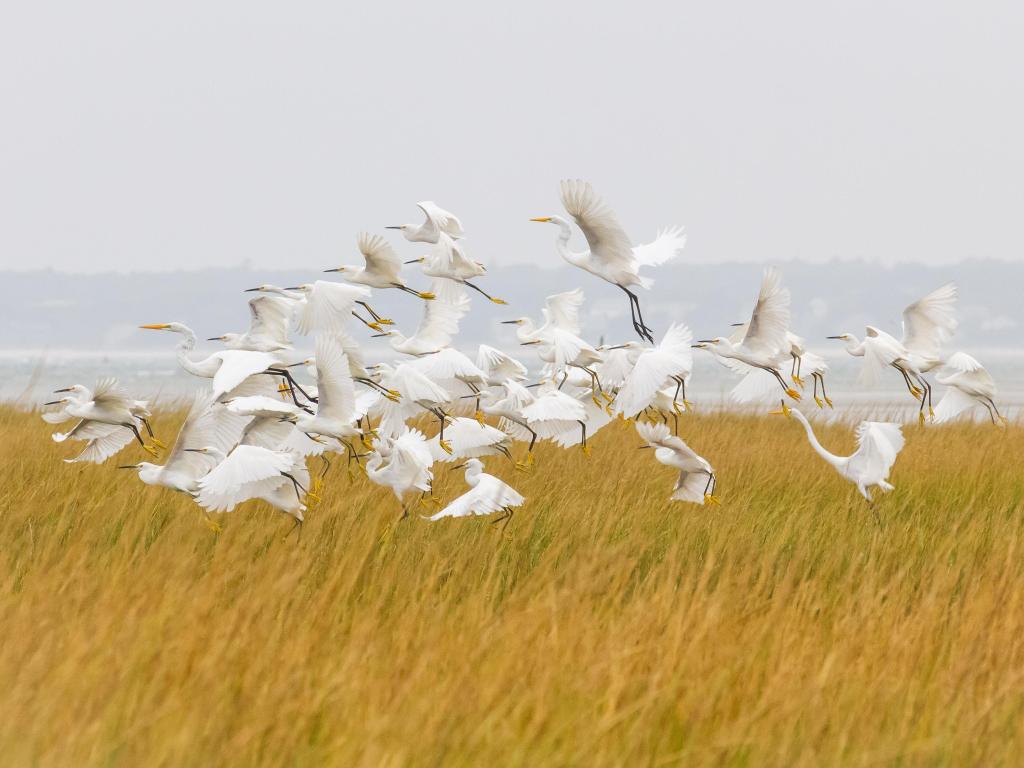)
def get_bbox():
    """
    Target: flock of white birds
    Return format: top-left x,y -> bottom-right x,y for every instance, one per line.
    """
40,180 -> 1008,534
